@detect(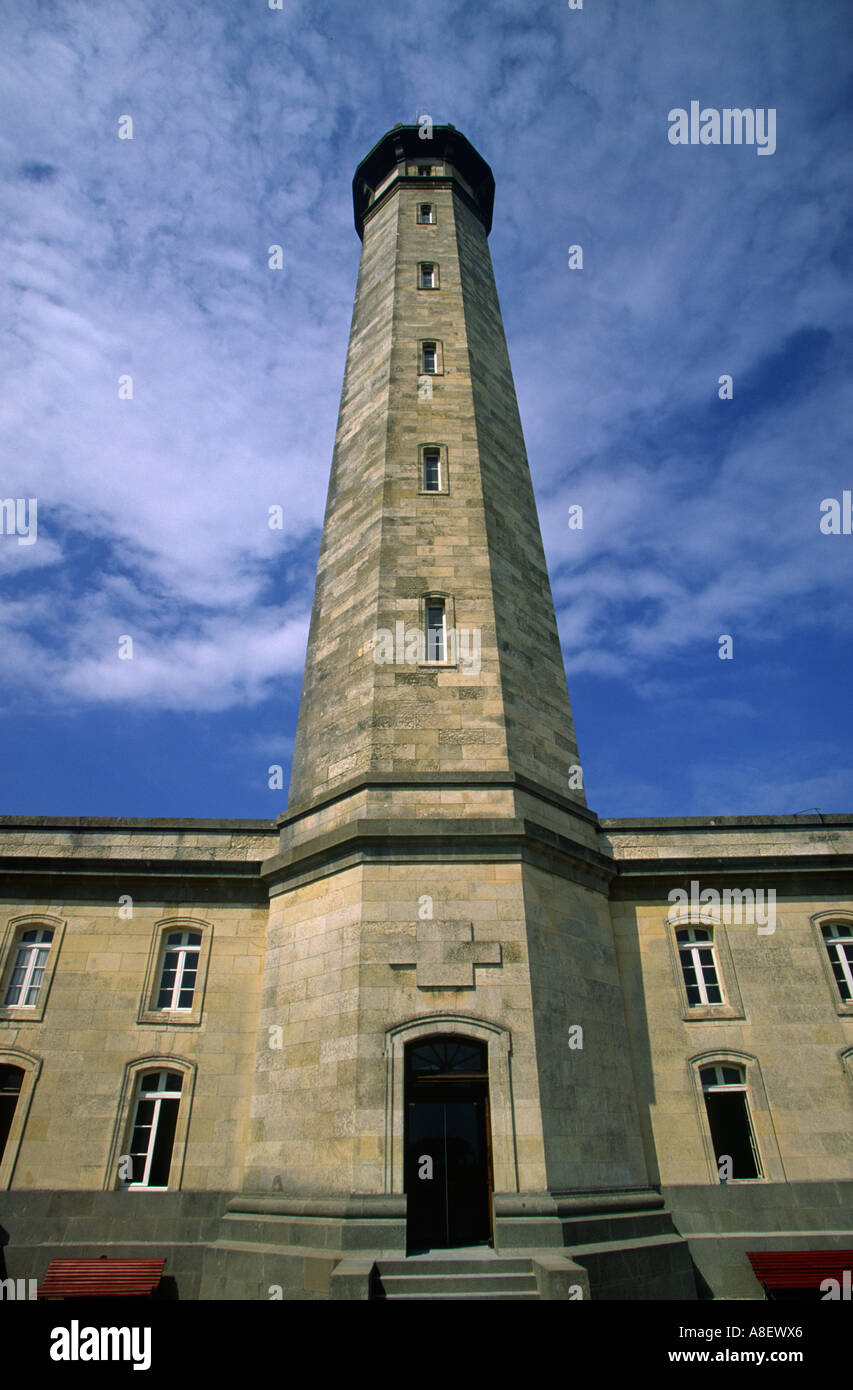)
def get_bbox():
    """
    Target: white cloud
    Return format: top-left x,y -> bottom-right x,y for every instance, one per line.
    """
0,0 -> 849,739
